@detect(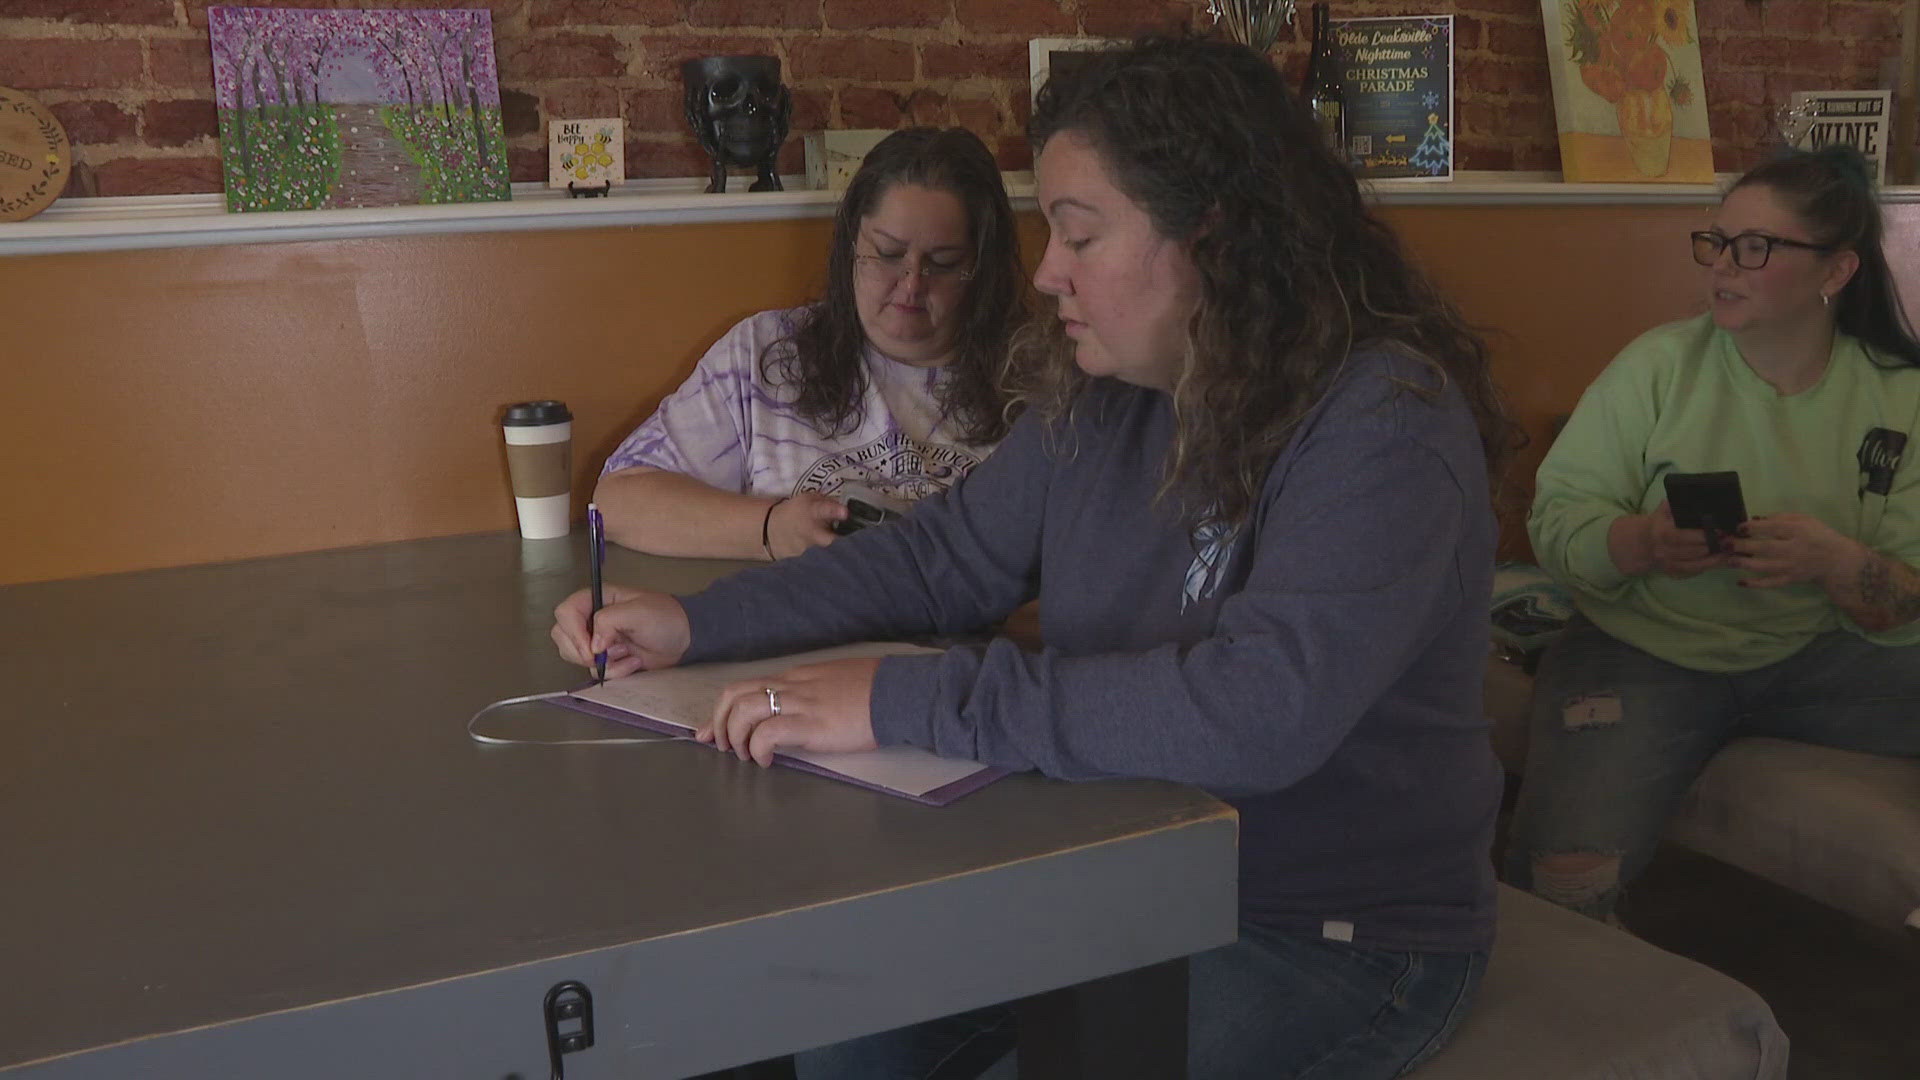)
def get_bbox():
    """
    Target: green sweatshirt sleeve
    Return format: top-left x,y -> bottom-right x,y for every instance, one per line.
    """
1528,337 -> 1666,598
